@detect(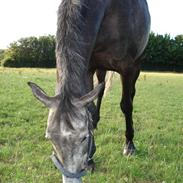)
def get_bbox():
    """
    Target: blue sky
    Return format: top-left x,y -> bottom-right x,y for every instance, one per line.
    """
0,0 -> 183,49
